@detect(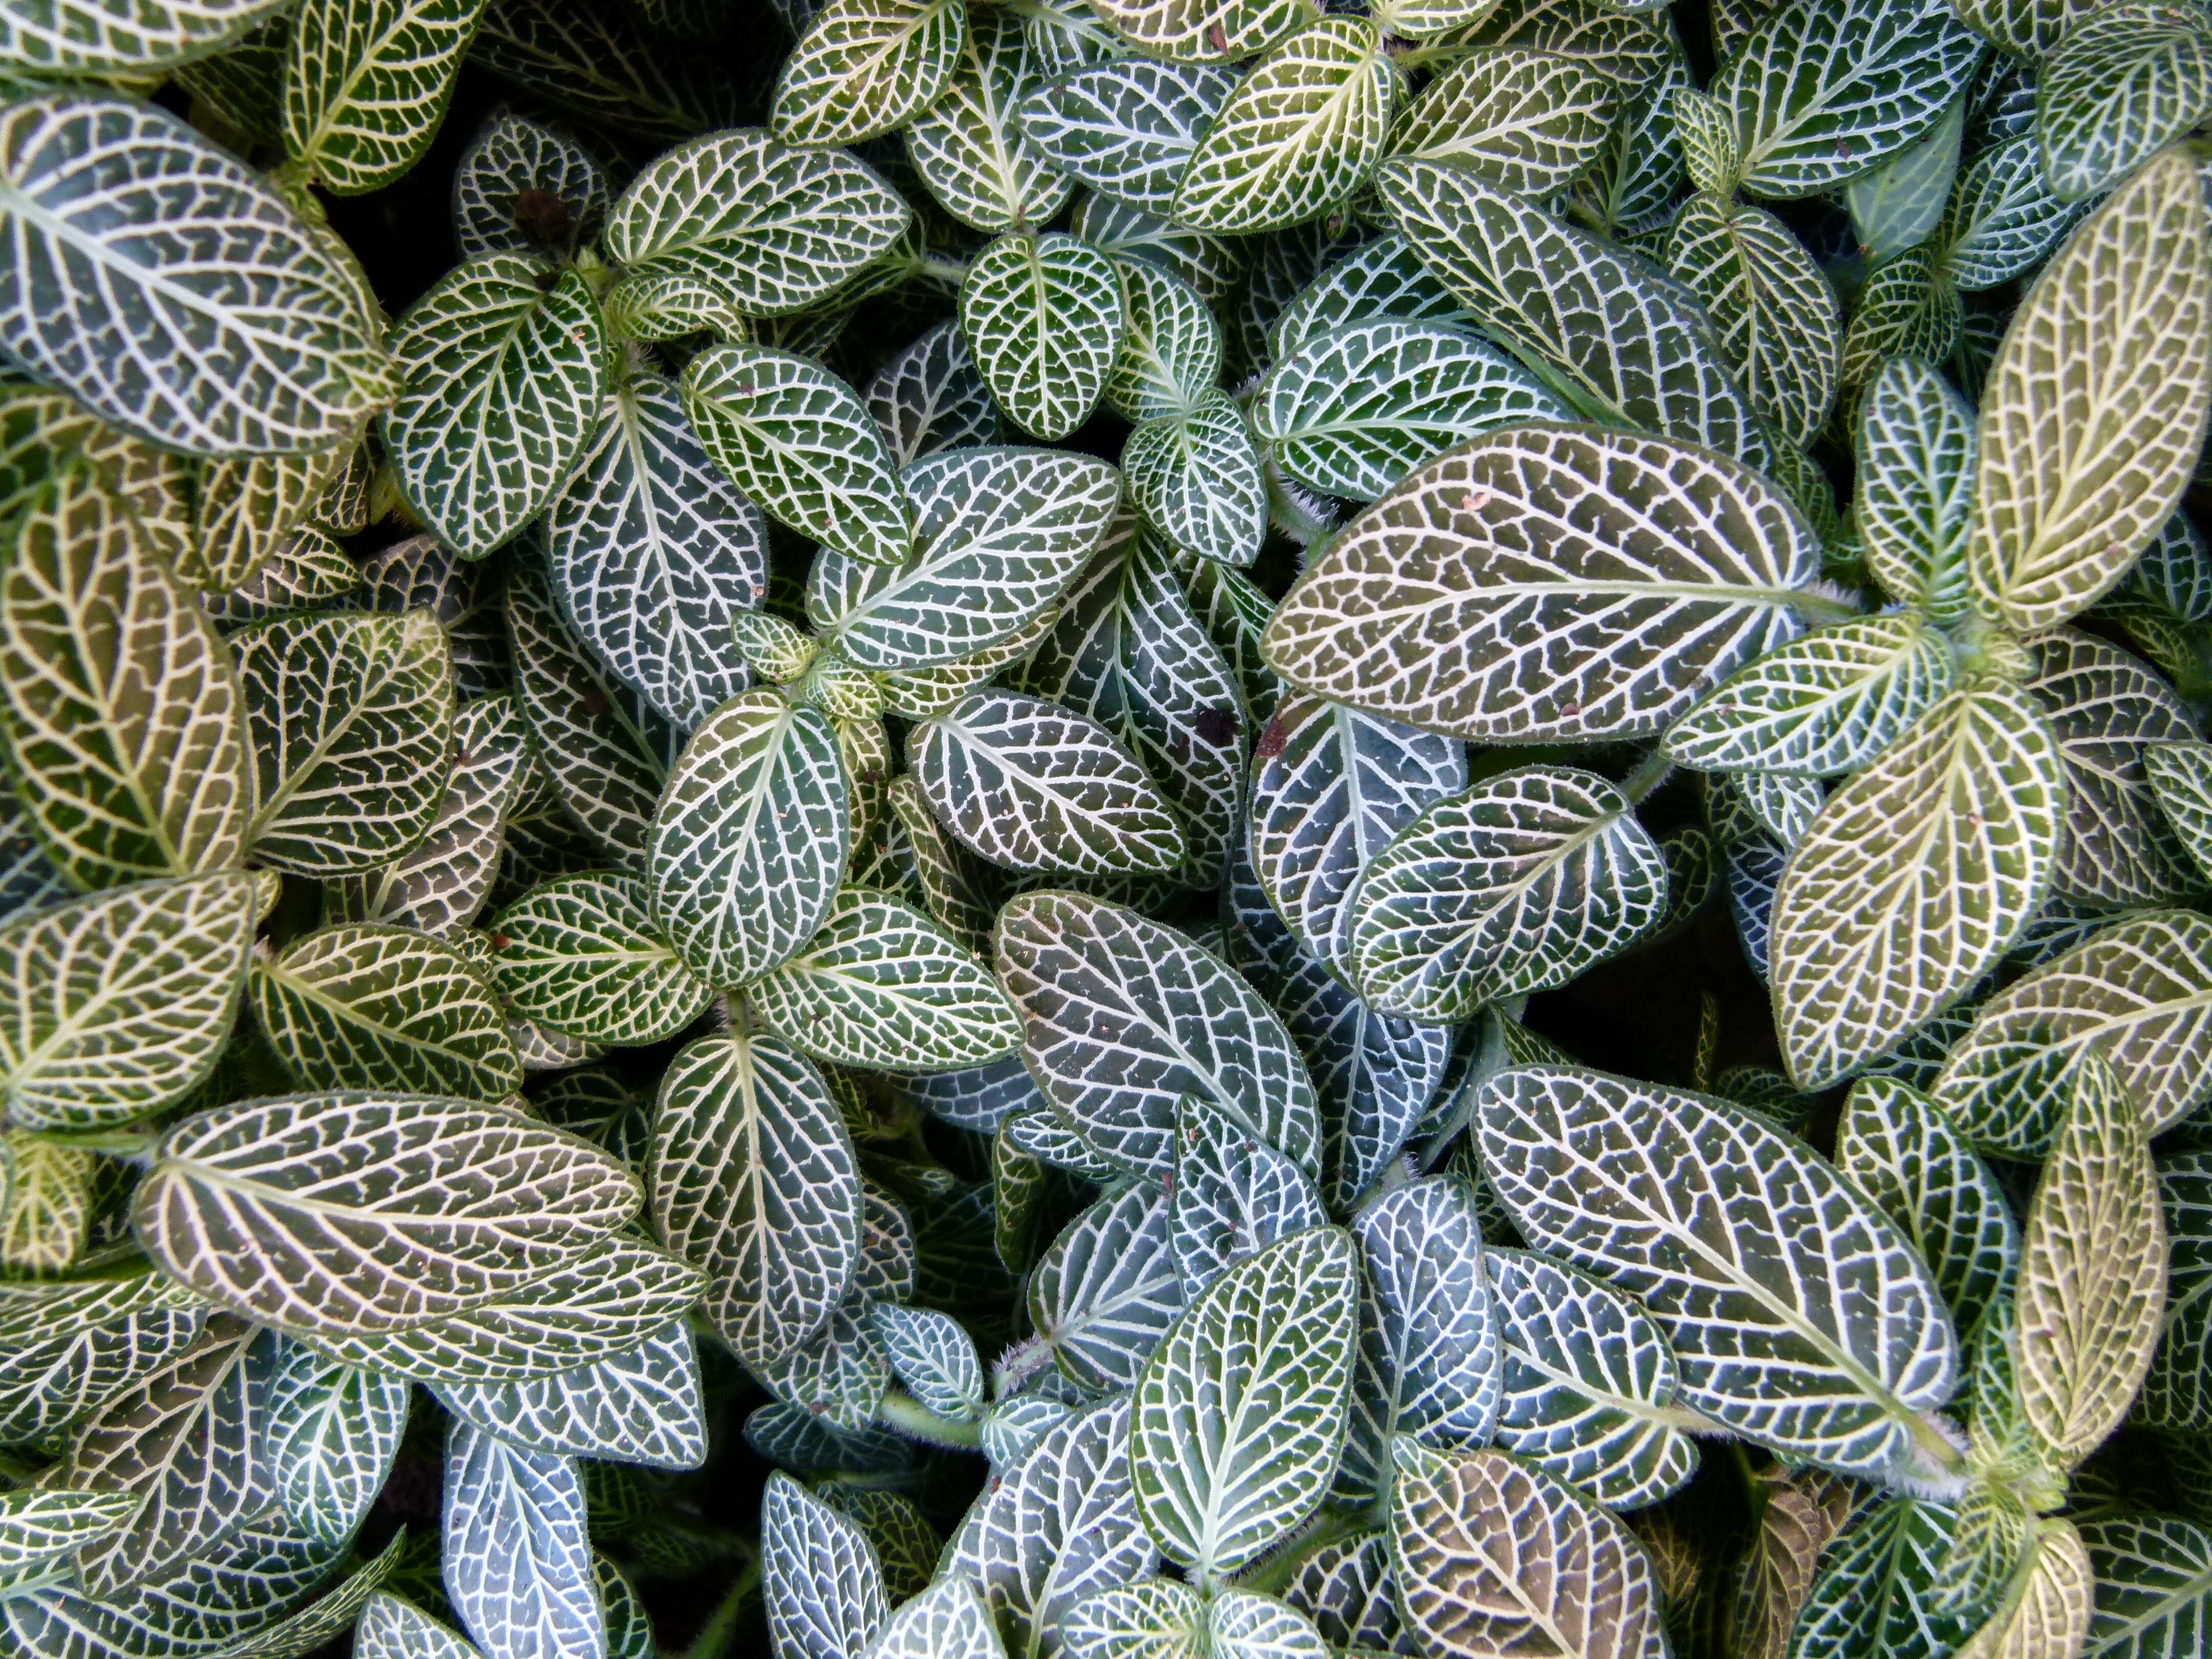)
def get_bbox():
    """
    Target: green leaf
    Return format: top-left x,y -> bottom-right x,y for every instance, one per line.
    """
770,0 -> 968,147
1016,58 -> 1242,218
1123,392 -> 1267,569
1380,158 -> 1770,465
1966,148 -> 2212,634
1256,320 -> 1571,503
251,923 -> 521,1101
1664,614 -> 1956,777
1339,1179 -> 1500,1500
754,890 -> 1015,1071
452,109 -> 608,261
212,1533 -> 409,1659
910,688 -> 1187,877
602,128 -> 909,315
507,561 -> 673,874
2139,1150 -> 2212,1432
865,322 -> 999,465
470,0 -> 743,139
265,1339 -> 409,1543
1846,95 -> 1964,263
1105,260 -> 1223,421
873,1302 -> 984,1422
2078,1518 -> 2209,1659
0,871 -> 258,1131
1476,1065 -> 1961,1484
1838,247 -> 1962,391
870,1575 -> 1006,1659
488,873 -> 711,1046
434,1320 -> 705,1469
134,1091 -> 639,1337
1349,765 -> 1668,1024
683,342 -> 911,566
545,377 -> 765,730
1071,195 -> 1248,305
811,446 -> 1121,671
1769,683 -> 2065,1091
1390,1438 -> 1665,1659
959,231 -> 1125,441
0,1272 -> 204,1447
2148,739 -> 2212,886
284,0 -> 485,194
325,693 -> 528,939
1855,356 -> 1974,622
1665,195 -> 1841,447
2028,630 -> 2199,908
1789,1497 -> 1980,1659
948,1394 -> 1156,1659
1174,18 -> 1393,234
1569,44 -> 1690,237
996,889 -> 1322,1176
235,609 -> 455,877
1708,0 -> 1986,199
1266,232 -> 1475,361
0,0 -> 290,70
1133,1227 -> 1357,1579
1837,1076 -> 2018,1337
1388,47 -> 1615,200
1171,1091 -> 1325,1294
0,94 -> 391,455
1937,135 -> 2089,293
1029,1181 -> 1187,1390
175,445 -> 358,596
1264,426 -> 1818,741
383,253 -> 606,559
1283,1531 -> 1402,1653
1064,1582 -> 1330,1659
1486,1245 -> 1701,1511
2017,1055 -> 2165,1473
653,1030 -> 860,1369
2038,3 -> 2212,203
0,1131 -> 88,1273
908,9 -> 1072,232
764,1471 -> 887,1659
0,466 -> 250,888
357,1593 -> 483,1659
442,1420 -> 602,1659
66,1314 -> 275,1595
